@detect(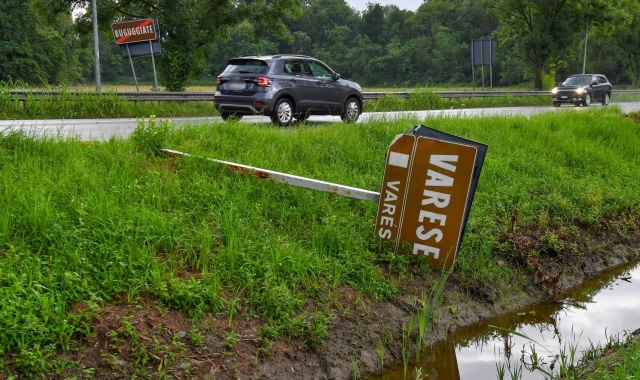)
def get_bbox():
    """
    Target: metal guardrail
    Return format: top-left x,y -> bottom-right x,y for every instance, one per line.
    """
5,88 -> 640,103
